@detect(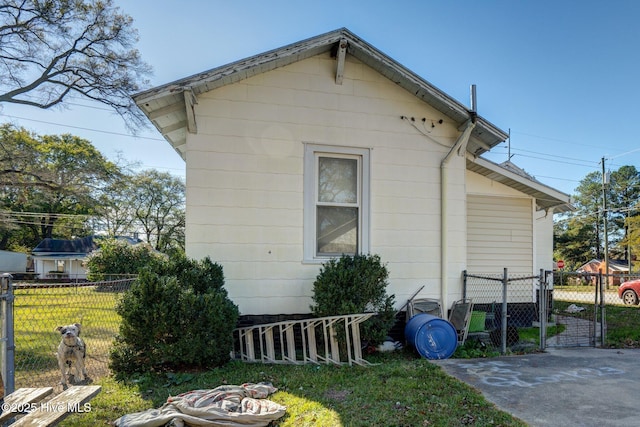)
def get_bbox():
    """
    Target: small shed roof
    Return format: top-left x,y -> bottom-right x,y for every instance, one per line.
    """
467,156 -> 572,212
134,27 -> 508,160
